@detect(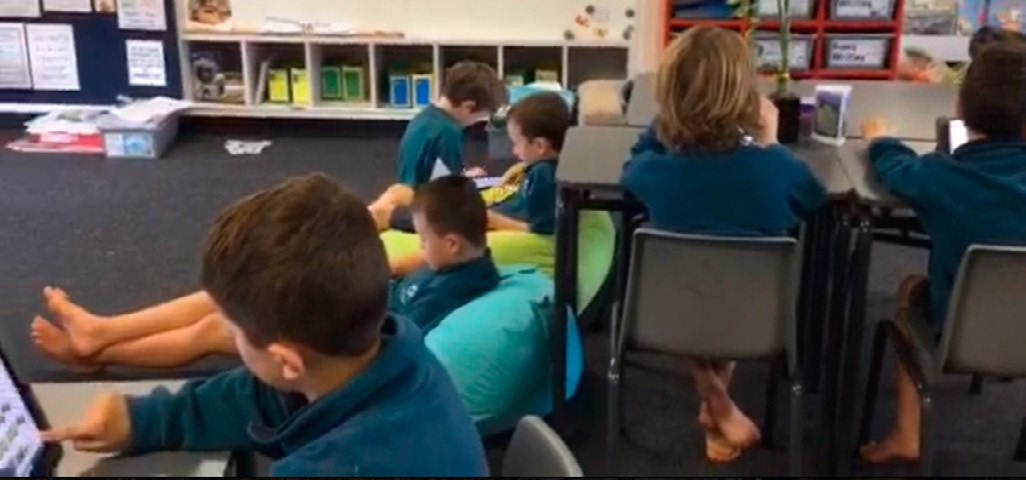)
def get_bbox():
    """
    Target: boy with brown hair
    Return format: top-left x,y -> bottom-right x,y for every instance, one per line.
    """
40,174 -> 488,477
859,41 -> 1026,464
367,61 -> 507,220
